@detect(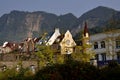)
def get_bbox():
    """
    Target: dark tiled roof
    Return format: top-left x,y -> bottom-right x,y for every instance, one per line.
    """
53,34 -> 64,44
